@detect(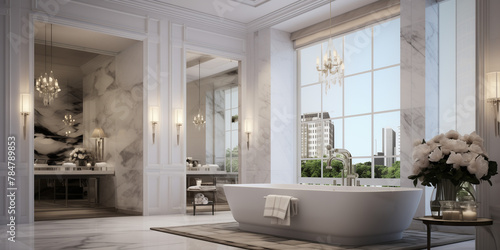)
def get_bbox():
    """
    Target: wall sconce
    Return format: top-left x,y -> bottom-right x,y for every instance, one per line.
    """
150,106 -> 159,144
175,109 -> 183,145
244,118 -> 252,150
91,128 -> 106,162
21,94 -> 30,140
487,72 -> 500,136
